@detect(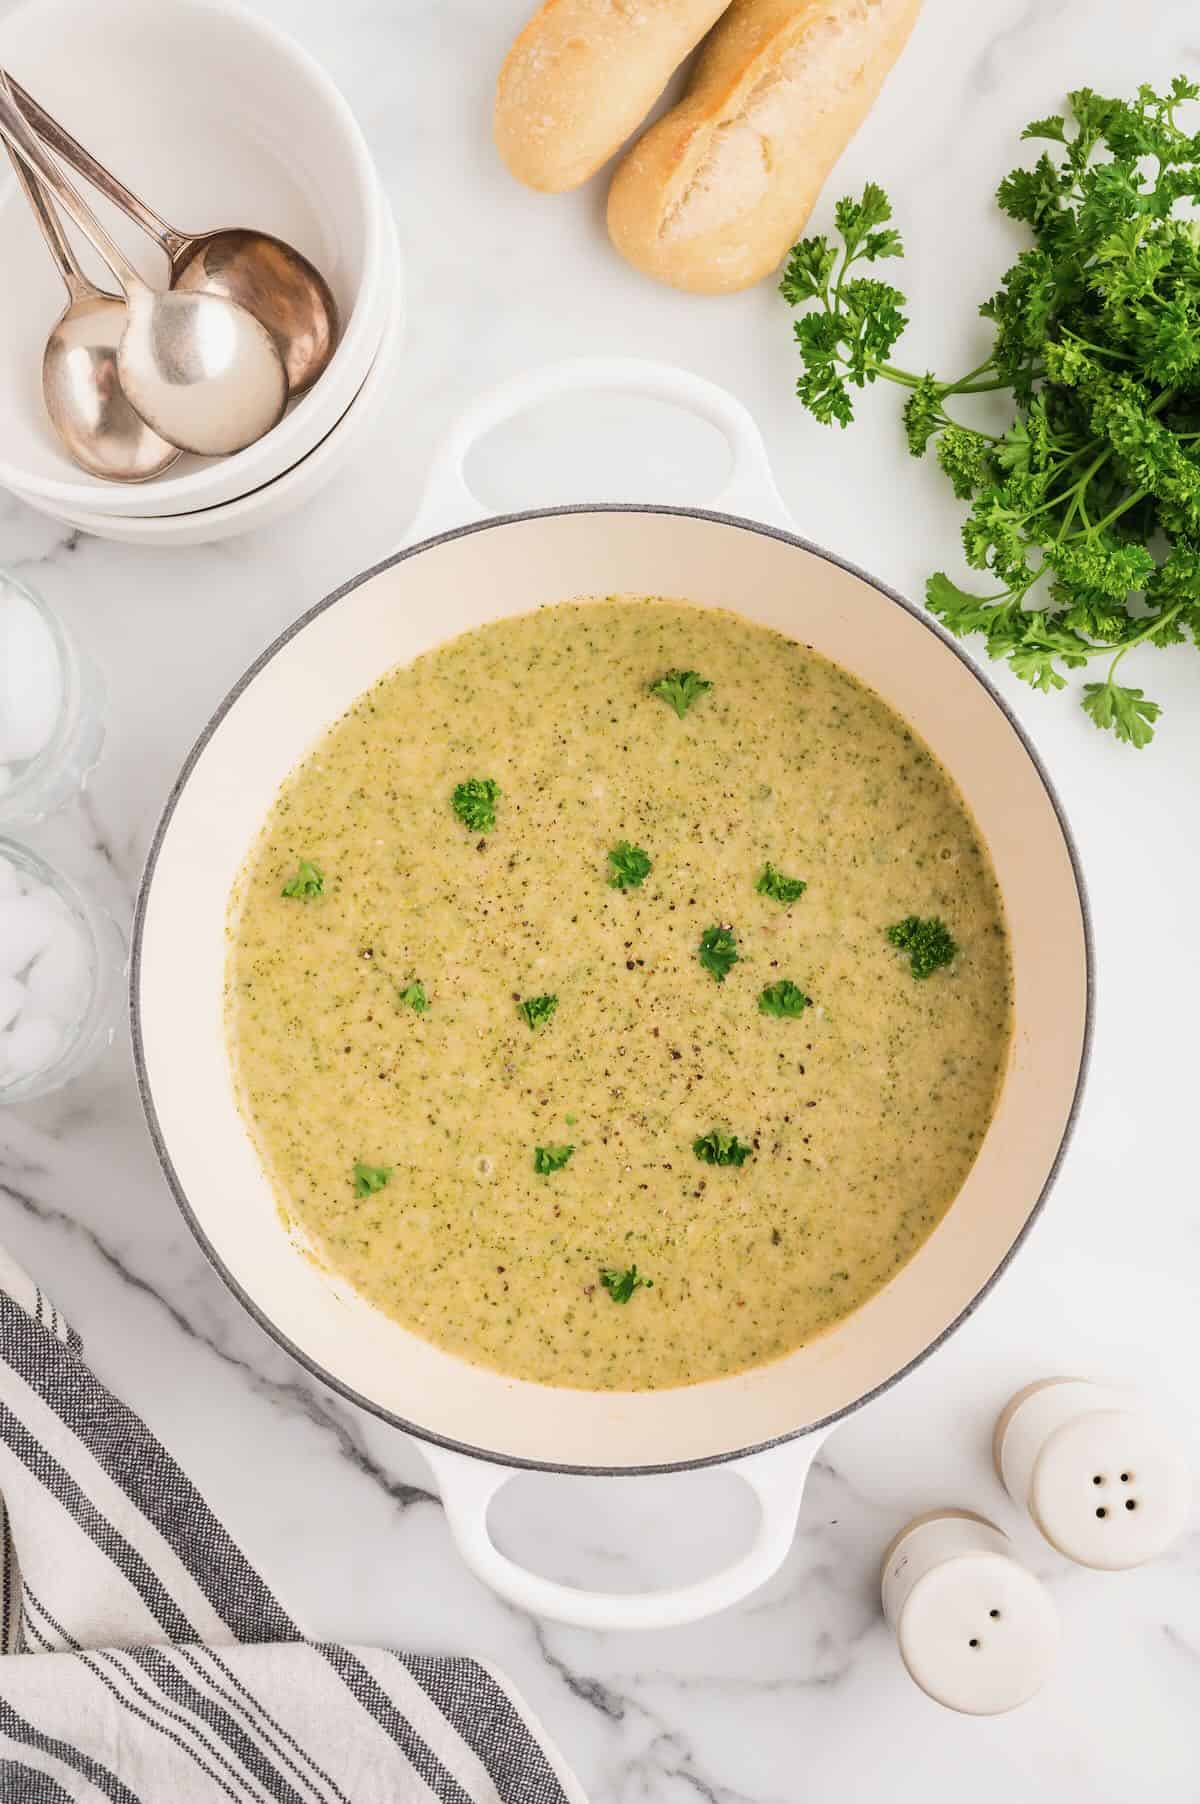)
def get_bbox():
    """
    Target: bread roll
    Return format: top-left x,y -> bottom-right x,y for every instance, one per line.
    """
607,0 -> 923,292
495,0 -> 729,194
